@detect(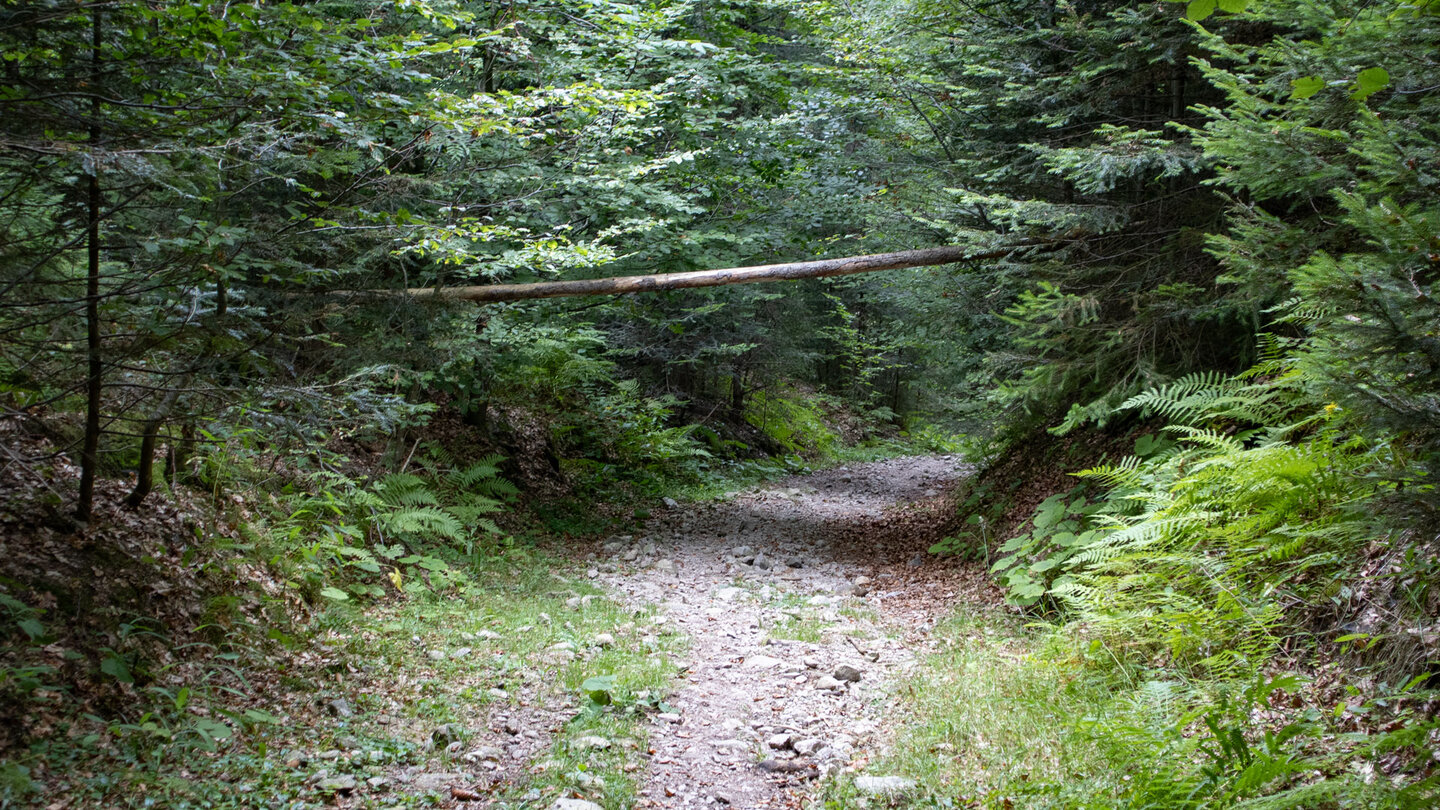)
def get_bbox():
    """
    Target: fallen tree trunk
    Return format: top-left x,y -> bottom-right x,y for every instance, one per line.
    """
404,244 -> 1030,303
